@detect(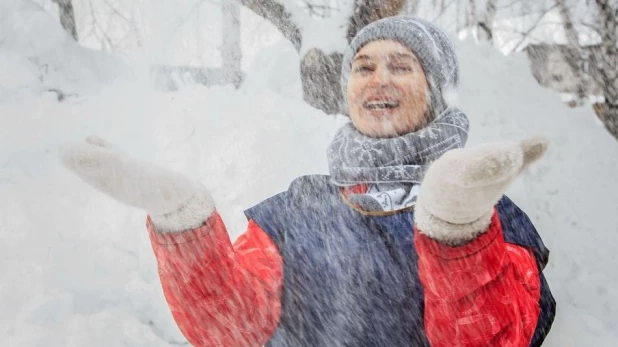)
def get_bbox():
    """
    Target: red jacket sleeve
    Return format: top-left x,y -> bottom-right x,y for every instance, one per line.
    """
414,209 -> 541,347
147,211 -> 283,347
